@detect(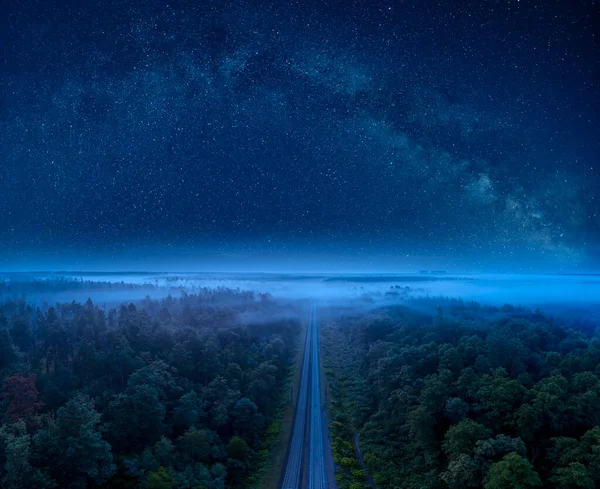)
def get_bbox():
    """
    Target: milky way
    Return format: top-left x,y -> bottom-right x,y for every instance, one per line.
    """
0,0 -> 598,271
